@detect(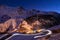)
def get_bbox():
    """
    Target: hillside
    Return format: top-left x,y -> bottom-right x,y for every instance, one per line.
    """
0,5 -> 60,25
